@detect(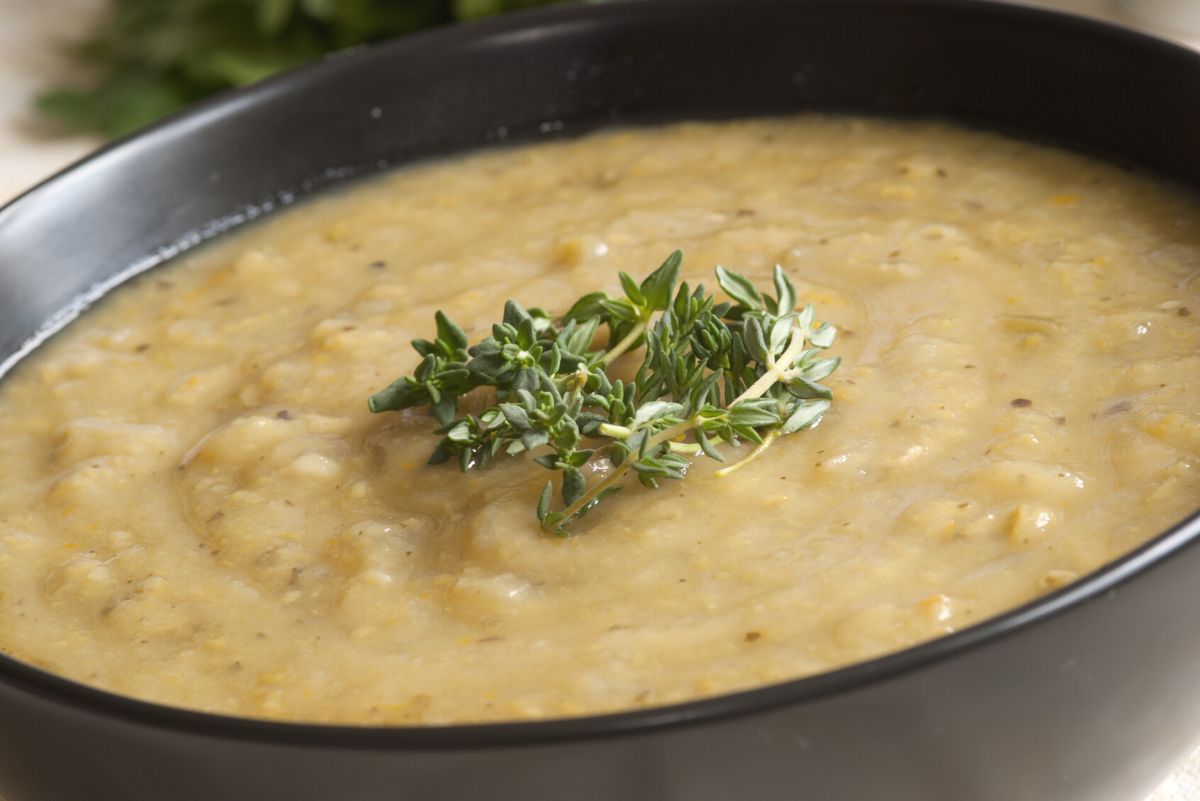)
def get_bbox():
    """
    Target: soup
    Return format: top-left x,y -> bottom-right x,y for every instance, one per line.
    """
0,117 -> 1197,724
